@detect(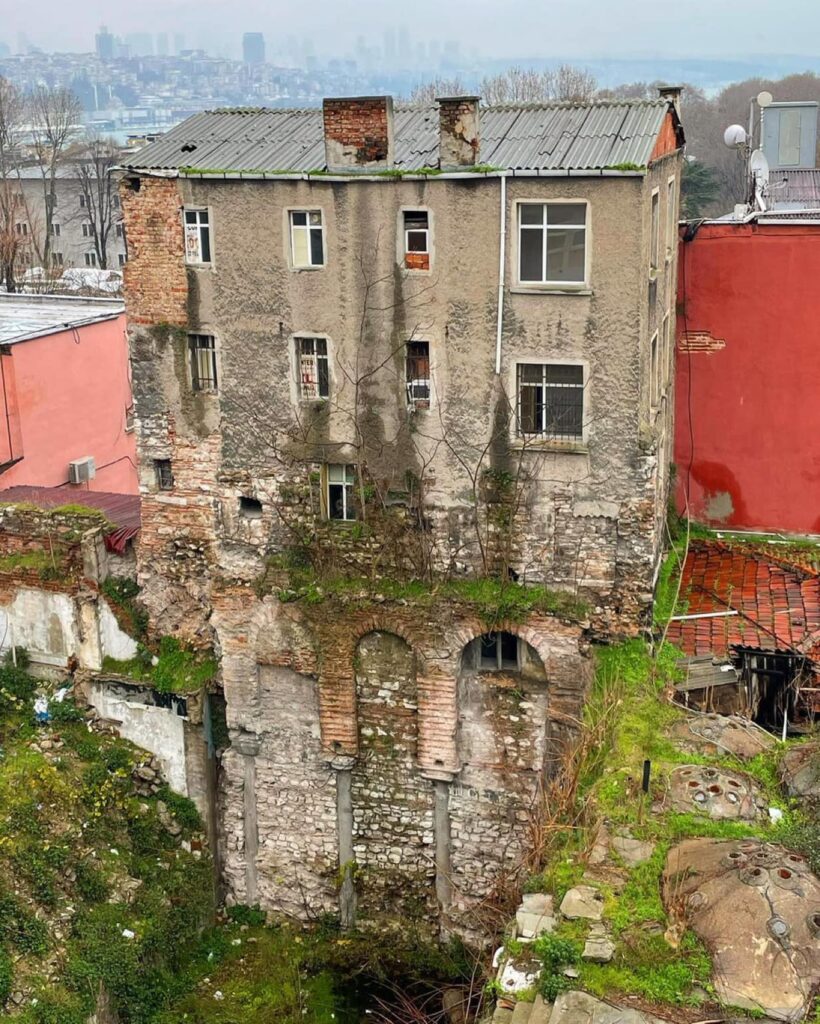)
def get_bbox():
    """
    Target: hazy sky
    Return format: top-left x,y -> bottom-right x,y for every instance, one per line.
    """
5,0 -> 820,60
